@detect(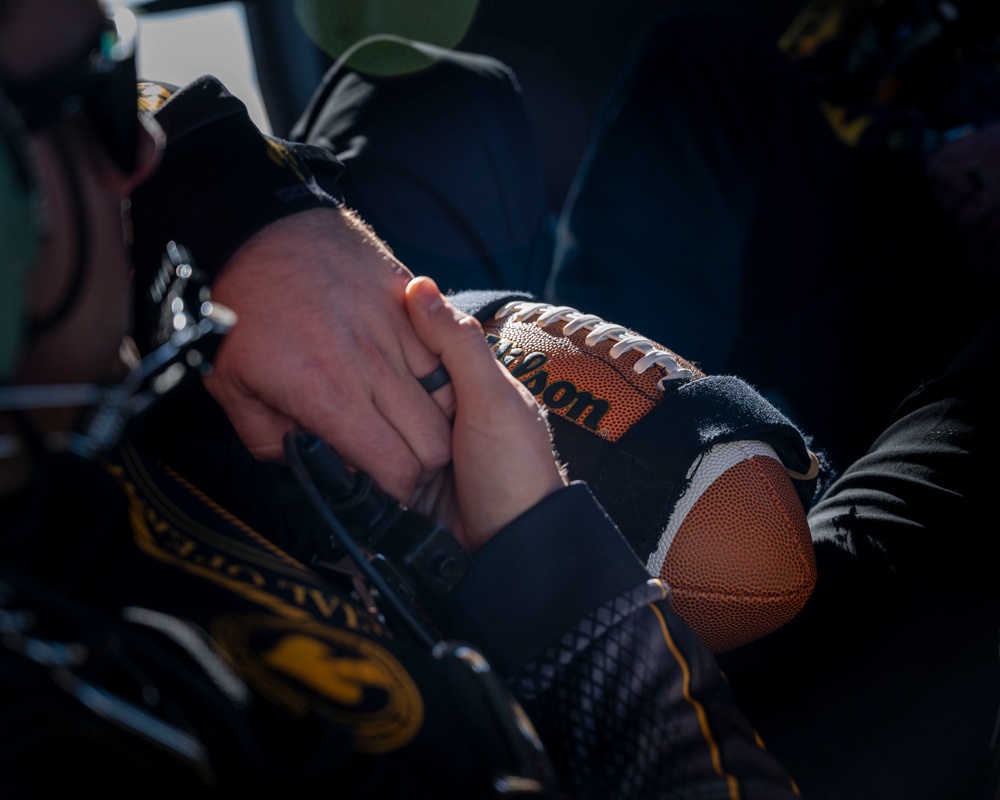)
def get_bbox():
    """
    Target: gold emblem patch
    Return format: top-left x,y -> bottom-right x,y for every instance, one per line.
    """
213,614 -> 424,753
